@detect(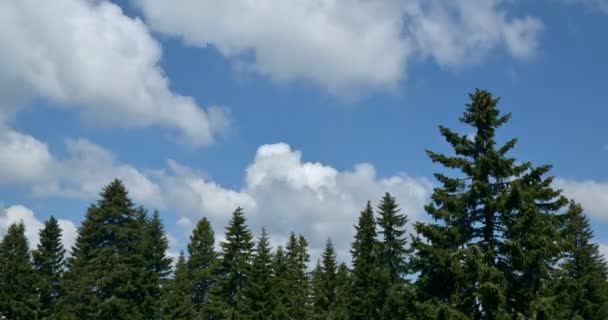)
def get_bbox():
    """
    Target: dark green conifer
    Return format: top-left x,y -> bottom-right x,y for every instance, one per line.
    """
552,201 -> 608,319
349,201 -> 380,319
163,251 -> 195,320
285,232 -> 310,320
63,179 -> 150,319
33,216 -> 67,319
412,89 -> 566,319
207,207 -> 255,319
187,217 -> 218,317
241,228 -> 287,319
0,222 -> 38,319
331,263 -> 351,320
311,239 -> 338,319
